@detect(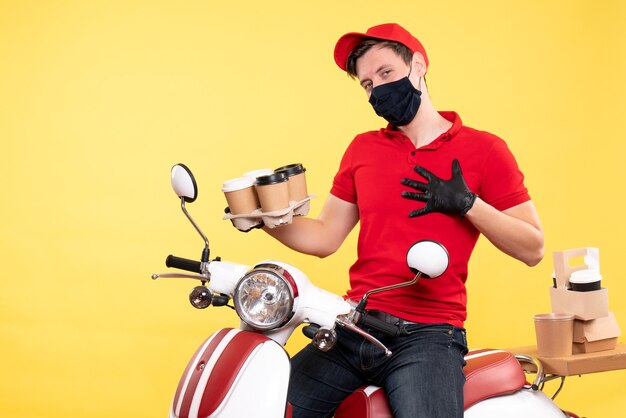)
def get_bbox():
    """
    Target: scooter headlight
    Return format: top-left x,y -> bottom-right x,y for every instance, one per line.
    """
234,264 -> 297,330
